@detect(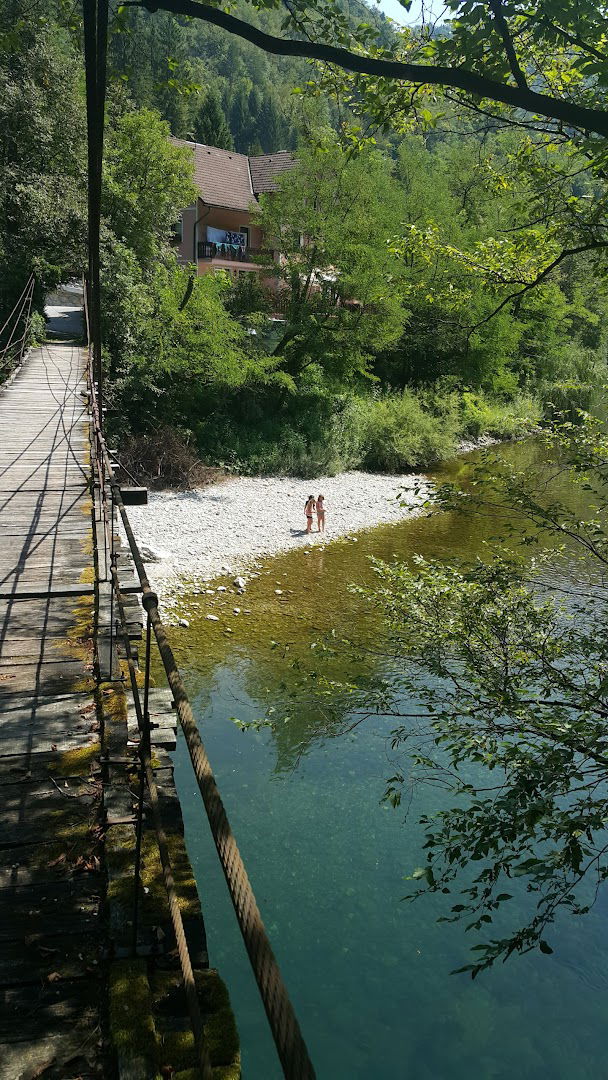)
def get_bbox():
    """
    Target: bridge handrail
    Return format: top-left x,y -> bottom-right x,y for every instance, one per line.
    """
84,292 -> 316,1079
0,274 -> 35,373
